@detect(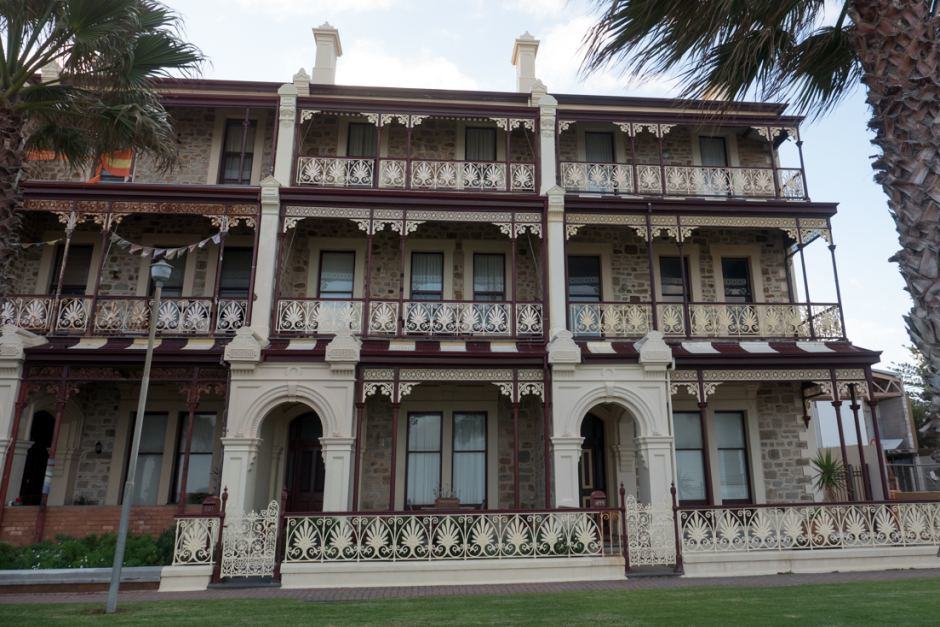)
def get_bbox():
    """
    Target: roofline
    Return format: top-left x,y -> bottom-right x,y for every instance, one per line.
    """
554,92 -> 789,115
